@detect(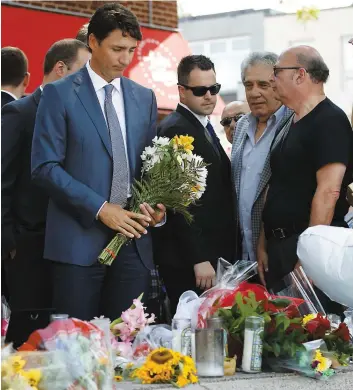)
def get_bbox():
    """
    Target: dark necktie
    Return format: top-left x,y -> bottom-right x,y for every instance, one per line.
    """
104,84 -> 128,207
206,121 -> 221,158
